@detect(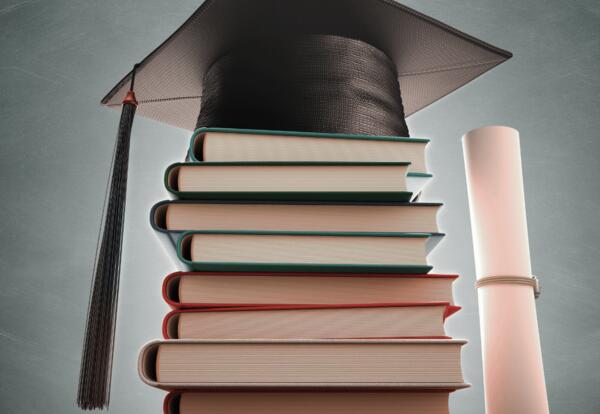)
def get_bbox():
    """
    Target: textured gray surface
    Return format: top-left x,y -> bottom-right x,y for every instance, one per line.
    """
0,1 -> 598,413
